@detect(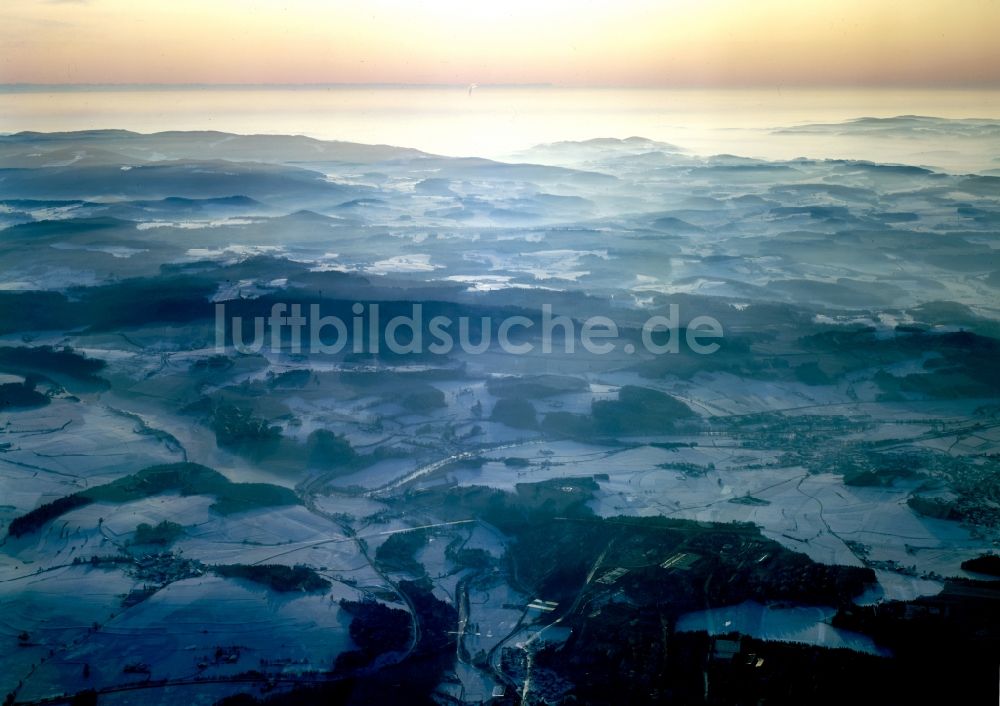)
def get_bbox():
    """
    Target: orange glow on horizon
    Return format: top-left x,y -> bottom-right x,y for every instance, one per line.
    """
1,0 -> 998,87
